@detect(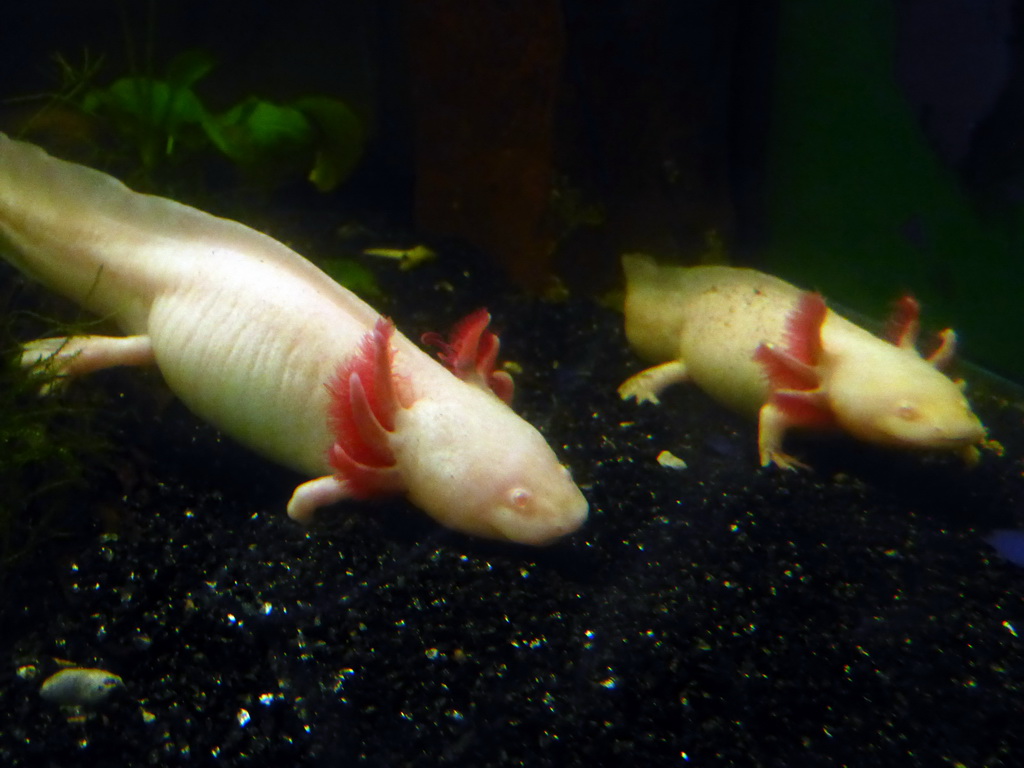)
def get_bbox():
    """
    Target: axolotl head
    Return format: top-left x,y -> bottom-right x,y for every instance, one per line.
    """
826,345 -> 986,458
393,386 -> 589,546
